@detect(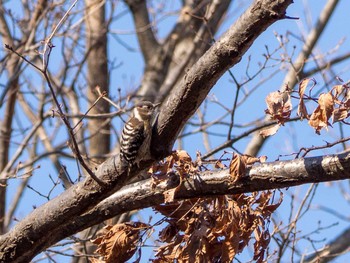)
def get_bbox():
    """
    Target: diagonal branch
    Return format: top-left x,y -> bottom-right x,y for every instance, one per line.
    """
303,226 -> 350,263
136,0 -> 231,101
124,0 -> 159,62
